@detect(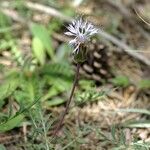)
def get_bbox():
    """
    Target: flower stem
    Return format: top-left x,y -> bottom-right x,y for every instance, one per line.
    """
53,63 -> 80,137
